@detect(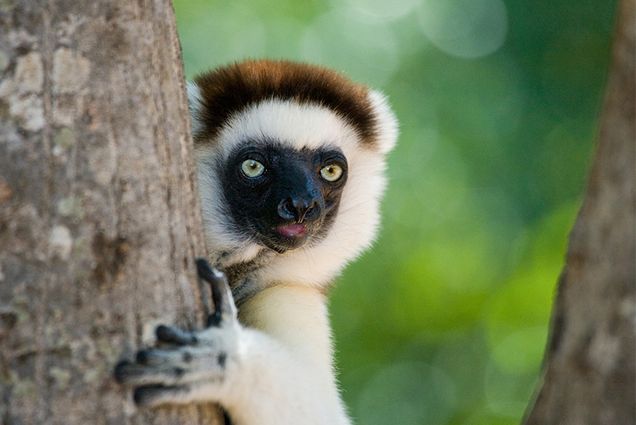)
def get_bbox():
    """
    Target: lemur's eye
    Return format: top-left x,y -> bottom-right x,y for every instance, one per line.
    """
241,159 -> 265,178
320,164 -> 343,182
